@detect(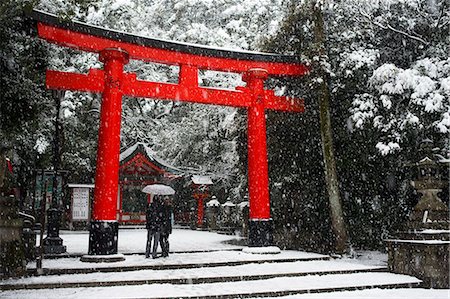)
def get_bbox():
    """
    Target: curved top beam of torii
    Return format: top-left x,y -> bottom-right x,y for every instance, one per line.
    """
30,9 -> 309,76
30,9 -> 308,112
